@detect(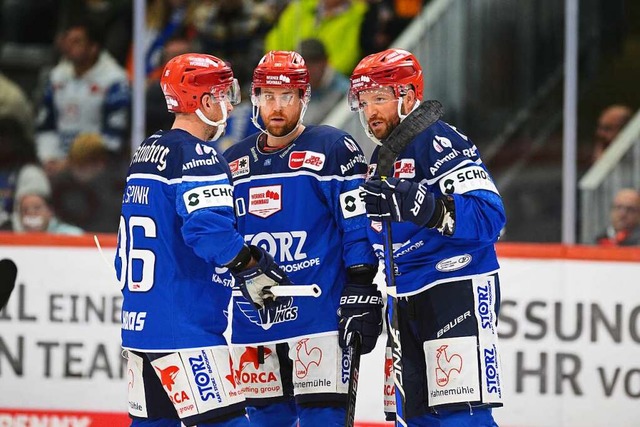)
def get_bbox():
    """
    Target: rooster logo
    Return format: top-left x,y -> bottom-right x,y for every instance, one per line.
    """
435,345 -> 463,387
294,339 -> 322,378
155,365 -> 180,391
128,368 -> 135,389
